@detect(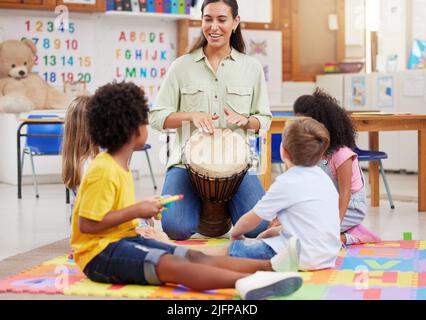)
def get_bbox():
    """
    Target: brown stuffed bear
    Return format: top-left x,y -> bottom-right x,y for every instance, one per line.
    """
0,39 -> 71,114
